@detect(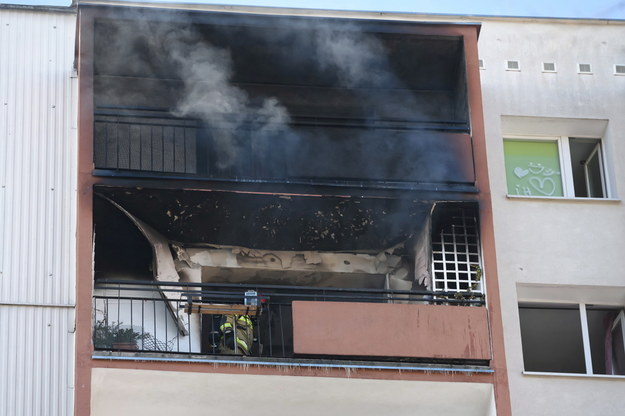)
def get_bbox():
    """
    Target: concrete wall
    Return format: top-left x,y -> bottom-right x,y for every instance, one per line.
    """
478,19 -> 625,416
91,368 -> 495,416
